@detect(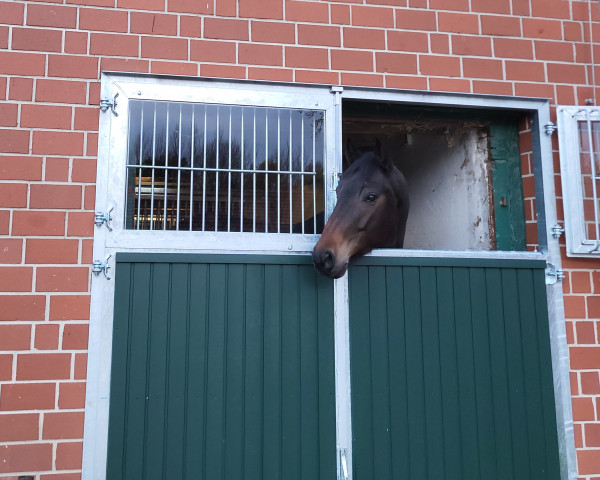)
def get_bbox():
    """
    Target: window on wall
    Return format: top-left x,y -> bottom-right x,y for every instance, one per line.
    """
557,106 -> 600,256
